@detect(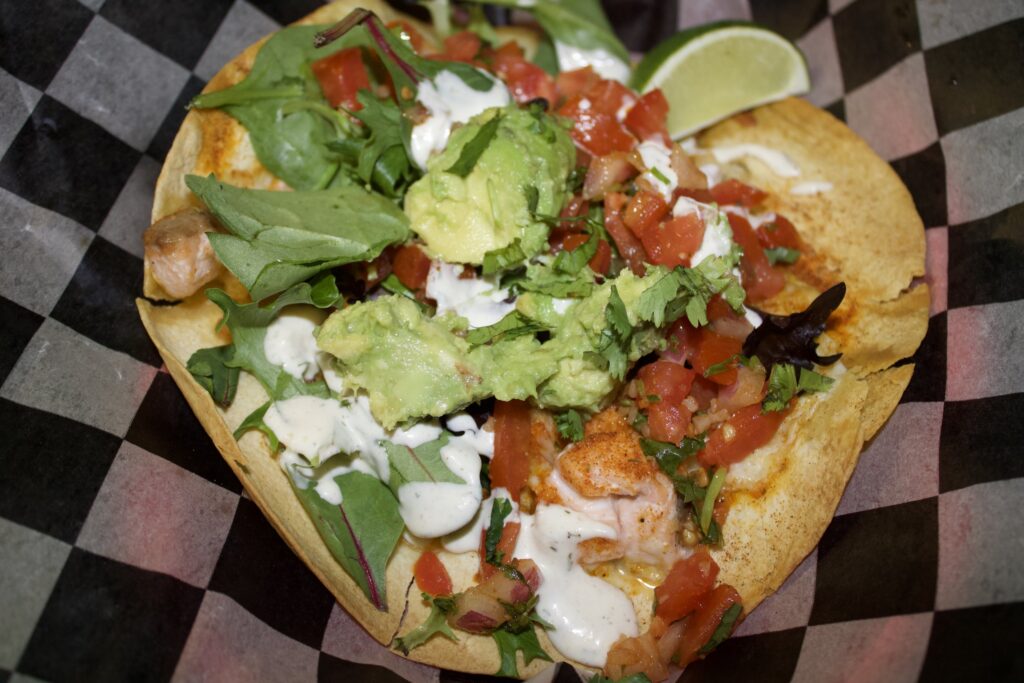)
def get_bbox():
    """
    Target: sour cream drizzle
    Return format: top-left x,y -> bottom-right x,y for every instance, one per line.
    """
410,70 -> 511,170
425,261 -> 515,328
637,140 -> 678,201
711,144 -> 801,178
264,310 -> 322,381
553,42 -> 631,83
513,504 -> 639,667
